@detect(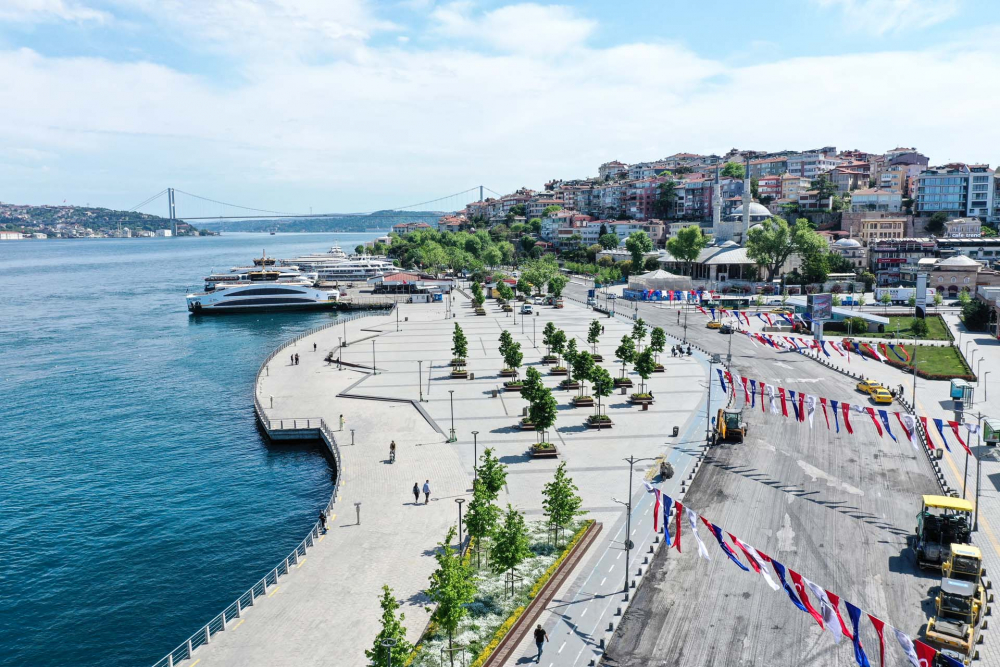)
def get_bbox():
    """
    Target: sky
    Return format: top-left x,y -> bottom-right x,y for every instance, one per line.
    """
1,0 -> 998,215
